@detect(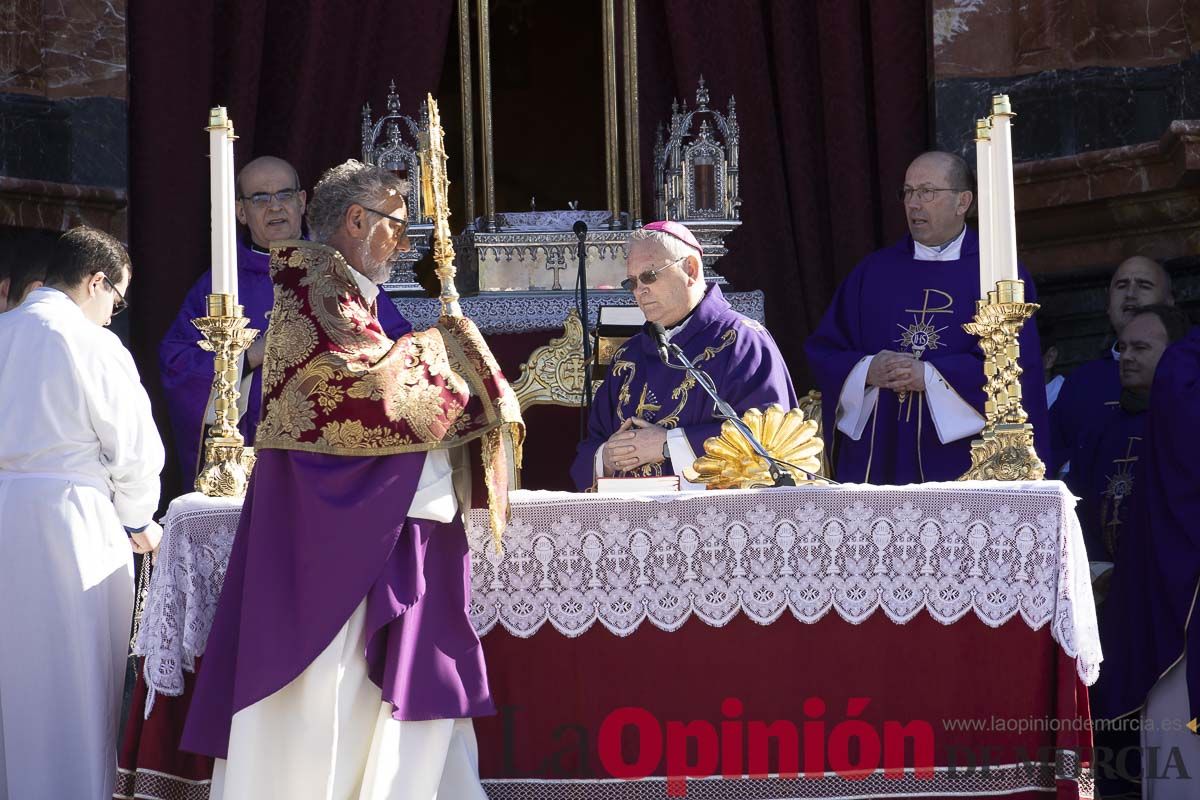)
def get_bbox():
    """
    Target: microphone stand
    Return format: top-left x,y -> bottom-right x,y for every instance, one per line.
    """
574,221 -> 593,441
659,341 -> 805,487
